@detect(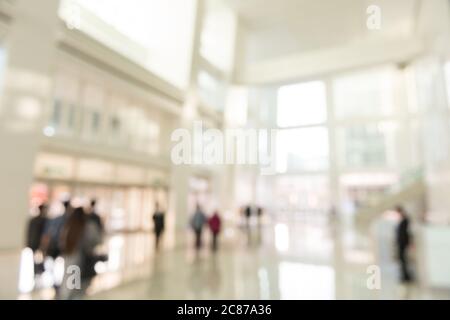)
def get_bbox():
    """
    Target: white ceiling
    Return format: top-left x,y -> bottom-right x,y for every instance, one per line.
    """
224,0 -> 420,63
